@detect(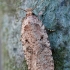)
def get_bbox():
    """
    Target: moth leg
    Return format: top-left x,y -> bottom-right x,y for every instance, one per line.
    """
47,29 -> 55,32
